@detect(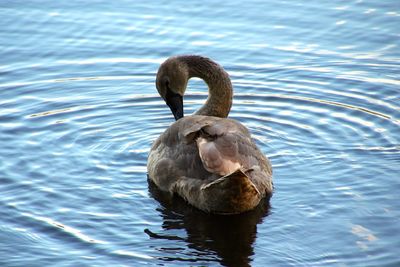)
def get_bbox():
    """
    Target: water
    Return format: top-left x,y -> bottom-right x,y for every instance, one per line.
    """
1,1 -> 399,266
